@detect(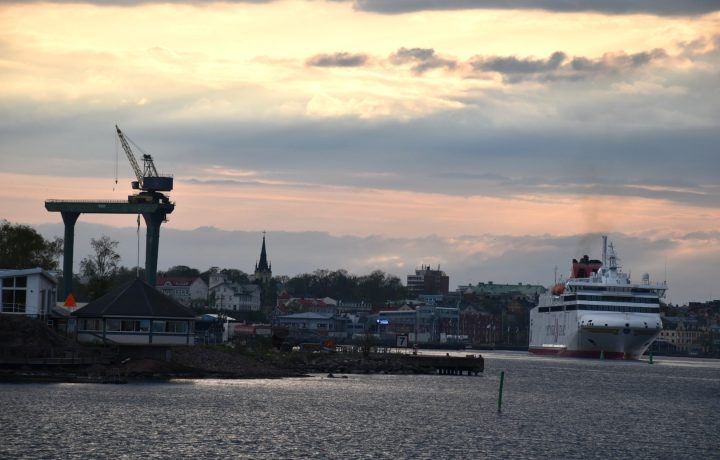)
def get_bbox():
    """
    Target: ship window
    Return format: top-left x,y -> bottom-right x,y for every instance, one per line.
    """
565,305 -> 577,311
538,307 -> 550,313
550,306 -> 563,312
